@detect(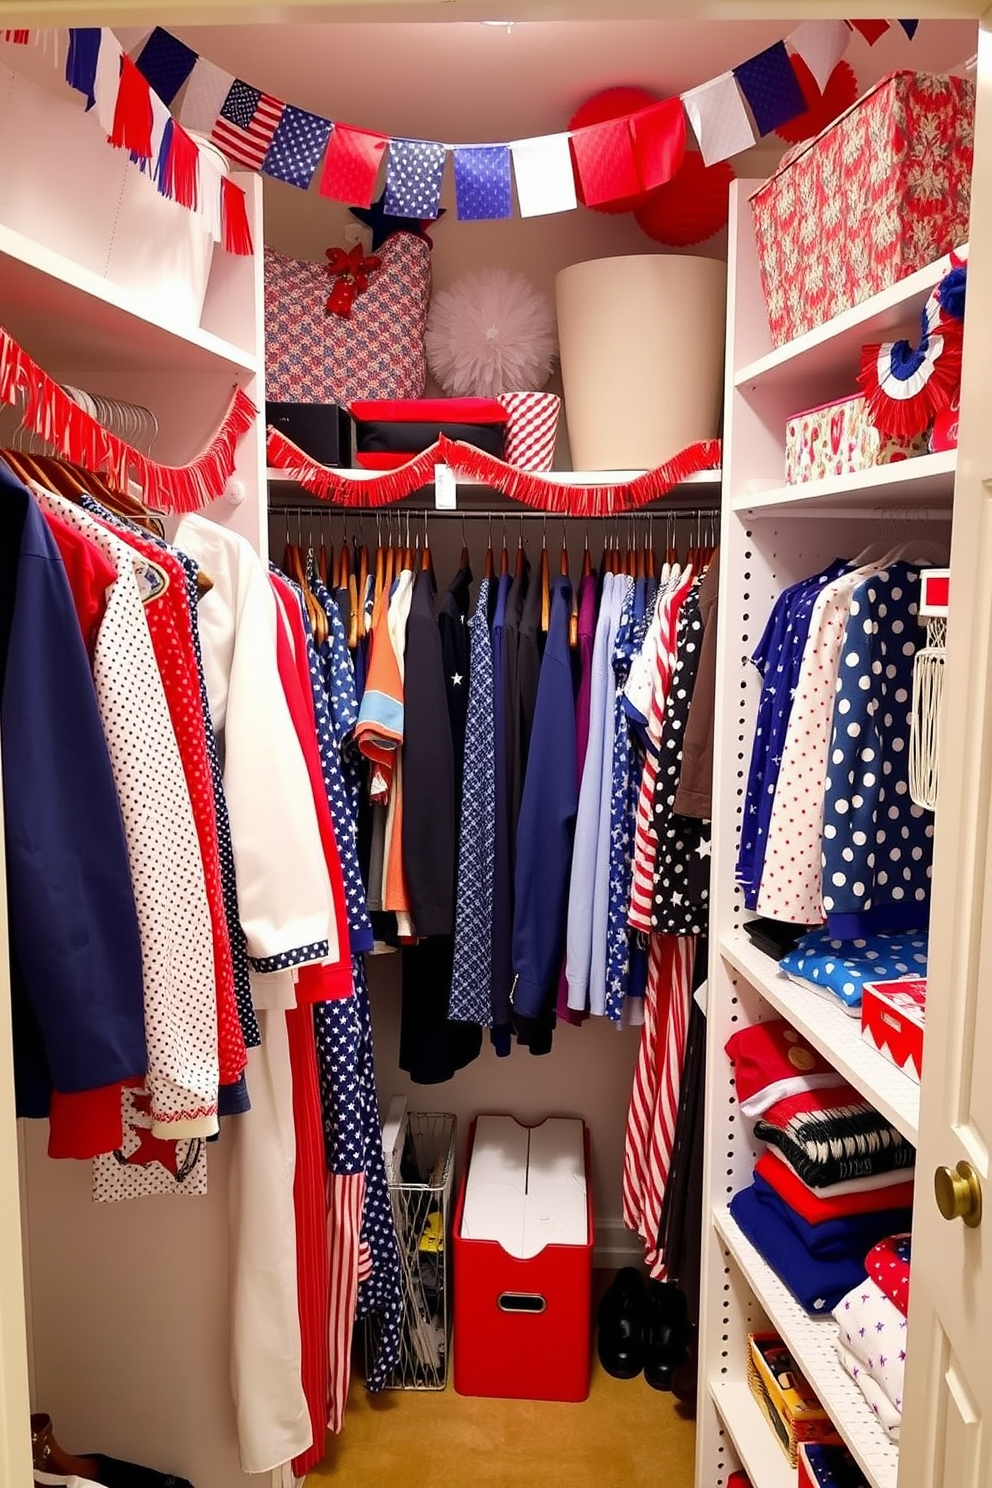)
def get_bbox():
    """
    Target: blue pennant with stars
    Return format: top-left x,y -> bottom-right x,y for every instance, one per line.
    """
262,105 -> 333,190
453,144 -> 513,221
383,137 -> 446,220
